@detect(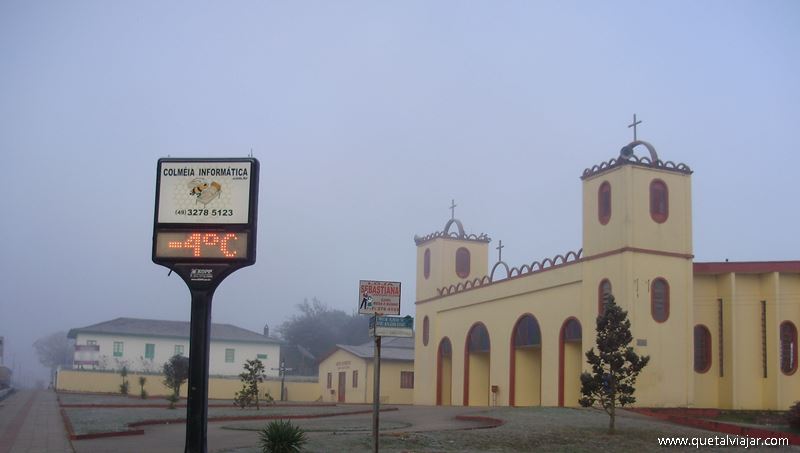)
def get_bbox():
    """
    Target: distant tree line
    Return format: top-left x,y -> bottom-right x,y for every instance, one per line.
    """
278,298 -> 370,370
